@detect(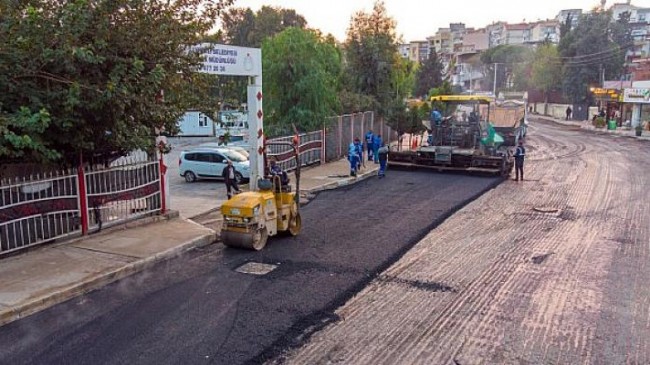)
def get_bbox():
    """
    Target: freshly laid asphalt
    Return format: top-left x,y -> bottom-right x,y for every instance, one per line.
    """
0,170 -> 500,365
